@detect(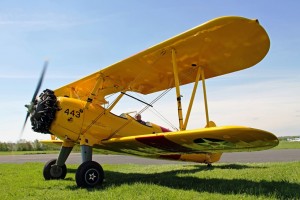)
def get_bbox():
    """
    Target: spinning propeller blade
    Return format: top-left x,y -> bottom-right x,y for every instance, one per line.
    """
20,61 -> 48,138
31,61 -> 48,103
20,112 -> 30,137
